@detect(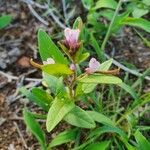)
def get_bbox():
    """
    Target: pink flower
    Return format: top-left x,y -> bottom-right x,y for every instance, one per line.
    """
43,58 -> 55,65
70,63 -> 76,71
85,58 -> 100,74
64,28 -> 80,49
